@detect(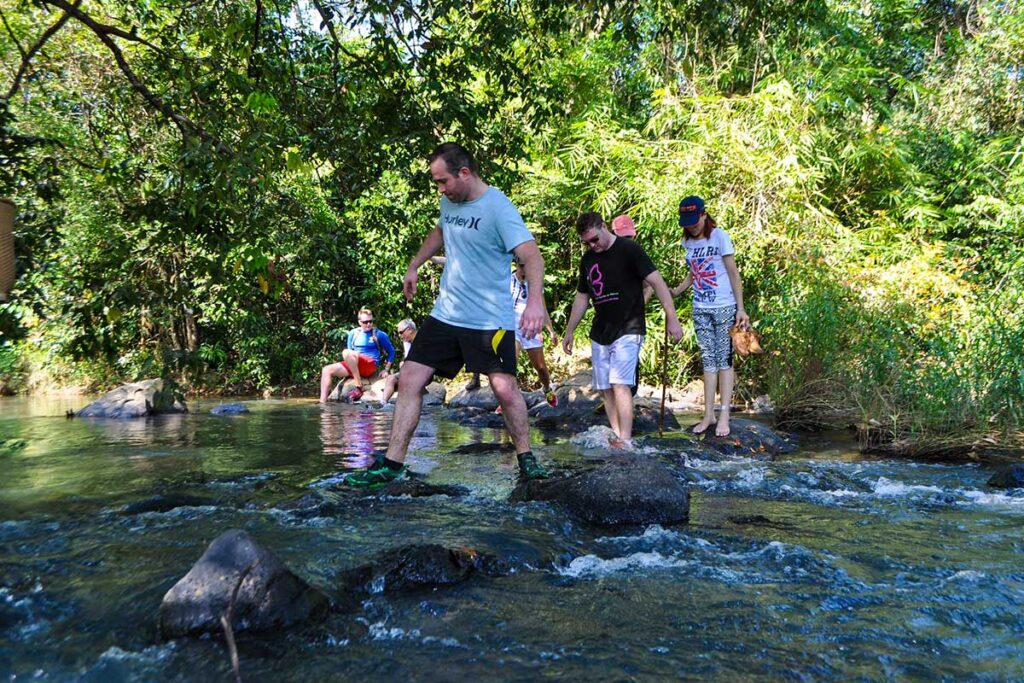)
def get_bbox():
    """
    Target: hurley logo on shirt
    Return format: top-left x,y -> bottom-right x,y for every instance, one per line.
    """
443,213 -> 481,231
